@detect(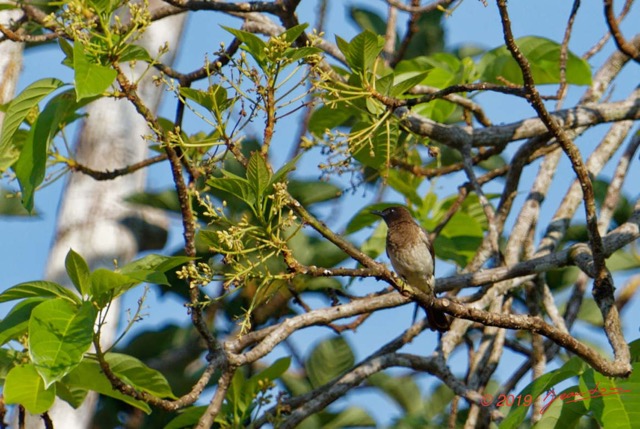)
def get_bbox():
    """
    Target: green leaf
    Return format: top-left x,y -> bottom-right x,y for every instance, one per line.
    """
270,153 -> 301,187
222,26 -> 267,66
90,268 -> 140,307
337,30 -> 385,72
283,46 -> 322,62
345,203 -> 396,235
247,152 -> 272,199
350,120 -> 398,169
386,169 -> 422,206
390,71 -> 430,96
368,372 -> 423,414
164,406 -> 207,429
0,280 -> 80,304
306,337 -> 355,388
349,6 -> 389,36
29,299 -> 97,387
73,42 -> 117,101
207,171 -> 256,206
249,357 -> 291,386
105,353 -> 177,399
308,104 -> 355,137
288,180 -> 342,206
0,78 -> 64,173
403,8 -> 445,58
120,254 -> 192,285
575,298 -> 603,327
0,187 -> 31,216
499,357 -> 586,429
434,211 -> 484,267
119,44 -> 153,62
65,249 -> 92,296
577,362 -> 640,428
606,249 -> 640,272
280,23 -> 309,43
0,297 -> 46,346
179,86 -> 230,113
15,89 -> 91,211
322,407 -> 376,429
375,73 -> 394,96
55,380 -> 88,409
479,36 -> 592,85
63,359 -> 151,413
533,385 -> 587,428
4,364 -> 56,414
